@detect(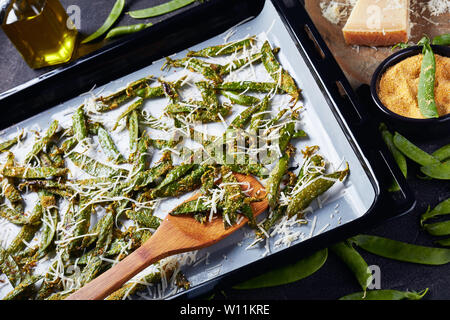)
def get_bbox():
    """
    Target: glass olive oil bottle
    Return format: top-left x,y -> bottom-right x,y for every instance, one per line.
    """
1,0 -> 77,69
